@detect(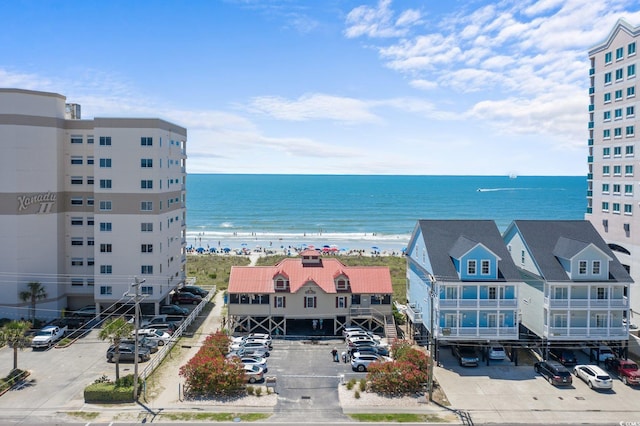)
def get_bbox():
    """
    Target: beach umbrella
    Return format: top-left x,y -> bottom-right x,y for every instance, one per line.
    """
223,247 -> 231,253
323,244 -> 330,248
241,242 -> 248,246
196,247 -> 205,253
371,246 -> 380,251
